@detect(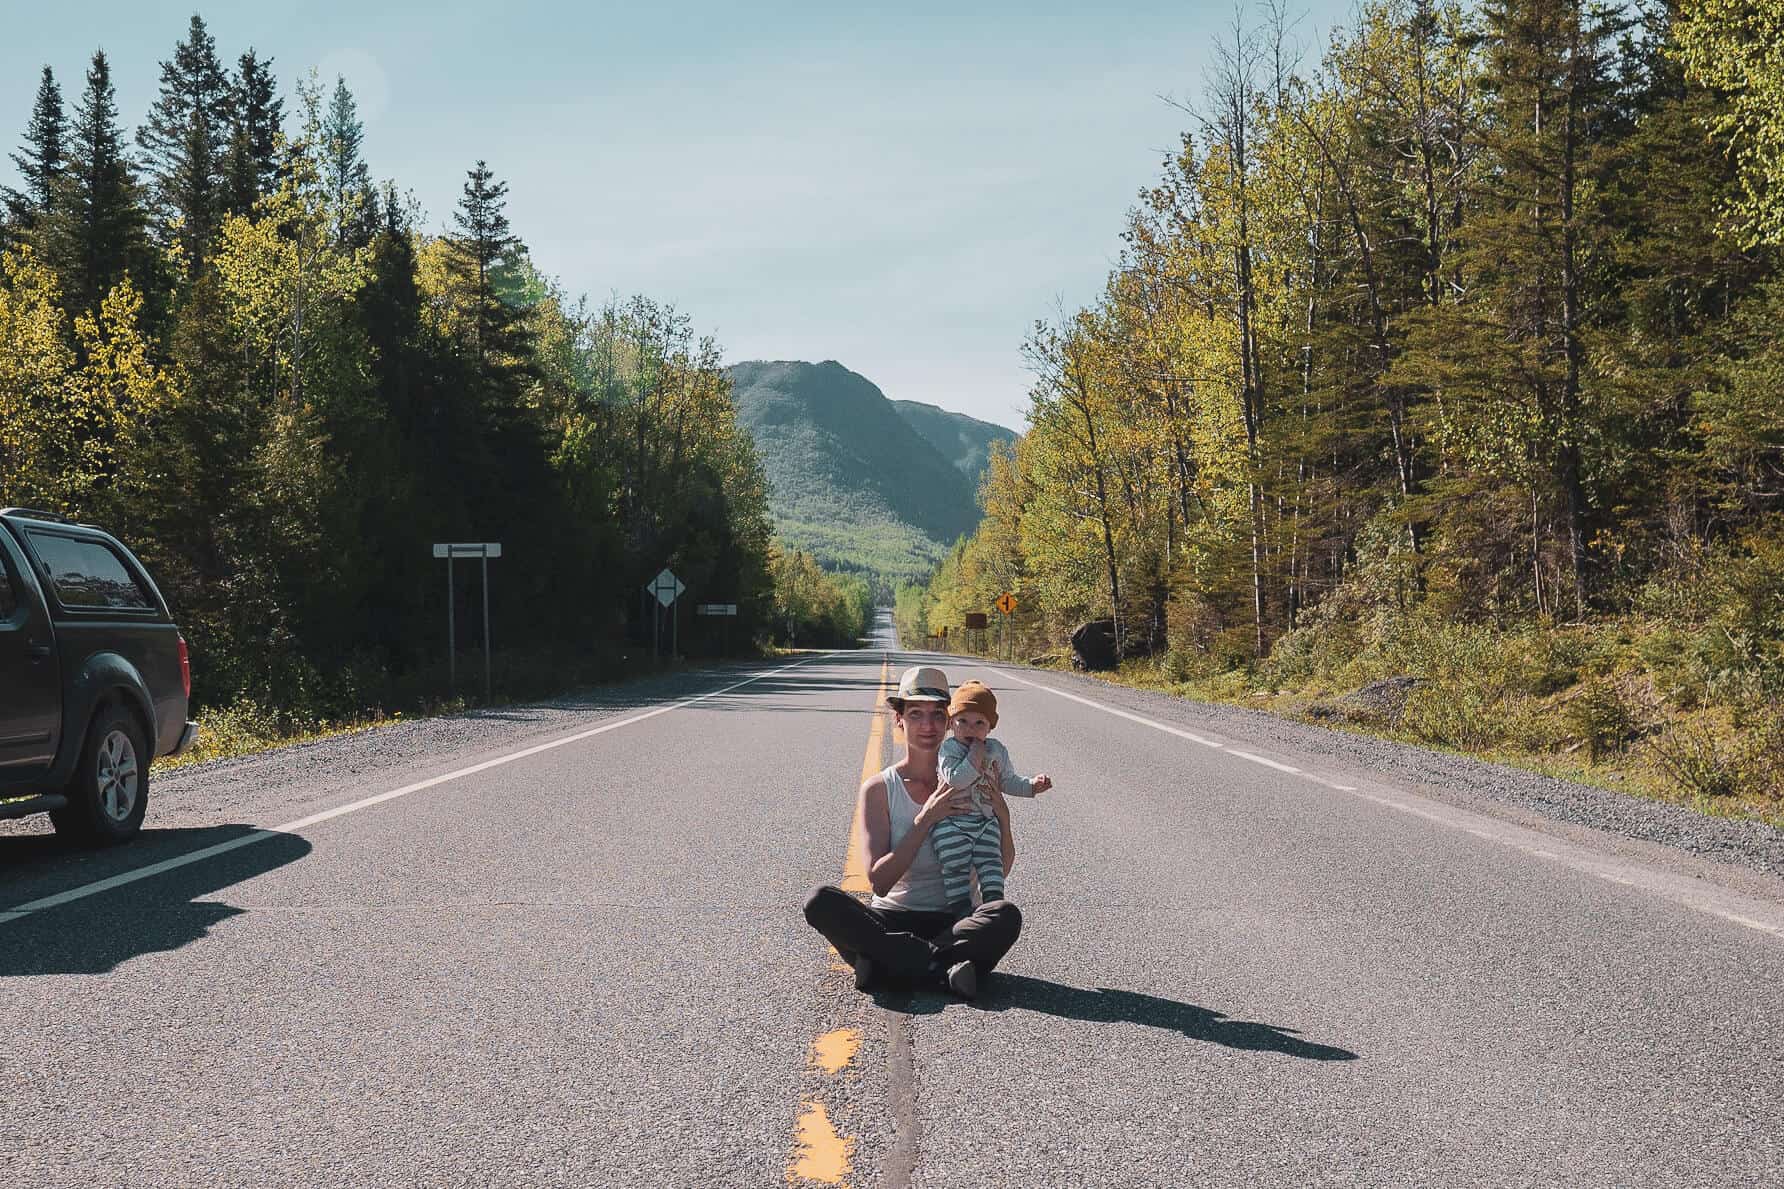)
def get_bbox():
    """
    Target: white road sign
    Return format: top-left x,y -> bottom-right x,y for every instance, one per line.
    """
433,543 -> 502,558
647,567 -> 685,608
